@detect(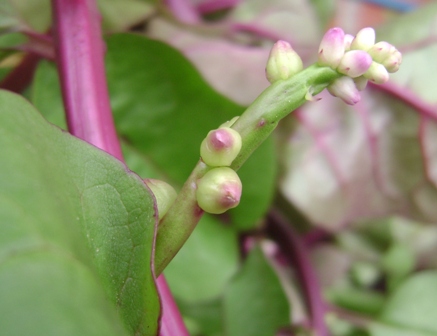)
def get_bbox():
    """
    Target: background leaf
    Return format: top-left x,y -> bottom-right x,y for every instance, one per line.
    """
223,245 -> 290,336
0,90 -> 159,335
